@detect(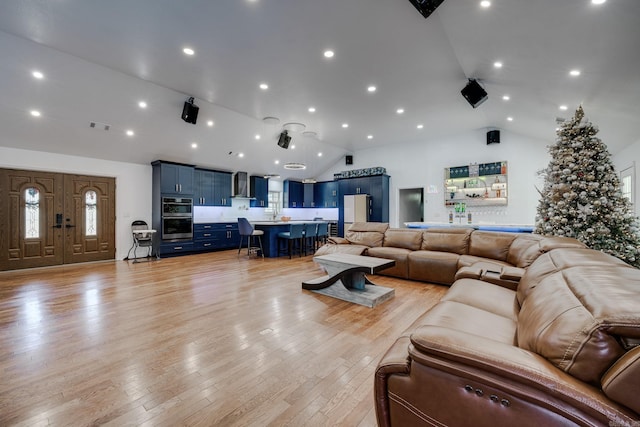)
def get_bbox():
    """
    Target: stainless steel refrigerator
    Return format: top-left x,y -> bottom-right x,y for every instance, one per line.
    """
343,194 -> 370,235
